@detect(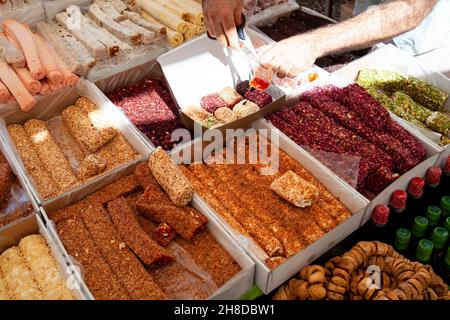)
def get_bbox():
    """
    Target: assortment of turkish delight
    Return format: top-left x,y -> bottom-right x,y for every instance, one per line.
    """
186,84 -> 273,128
256,9 -> 372,72
357,69 -> 449,146
106,78 -> 188,150
179,133 -> 352,269
50,159 -> 242,300
268,84 -> 427,199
